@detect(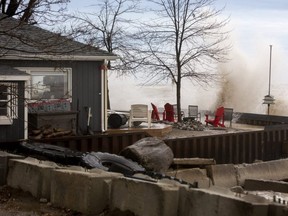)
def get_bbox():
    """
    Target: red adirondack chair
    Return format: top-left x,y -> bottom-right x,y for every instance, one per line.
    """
205,106 -> 225,127
151,103 -> 160,121
163,103 -> 174,122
